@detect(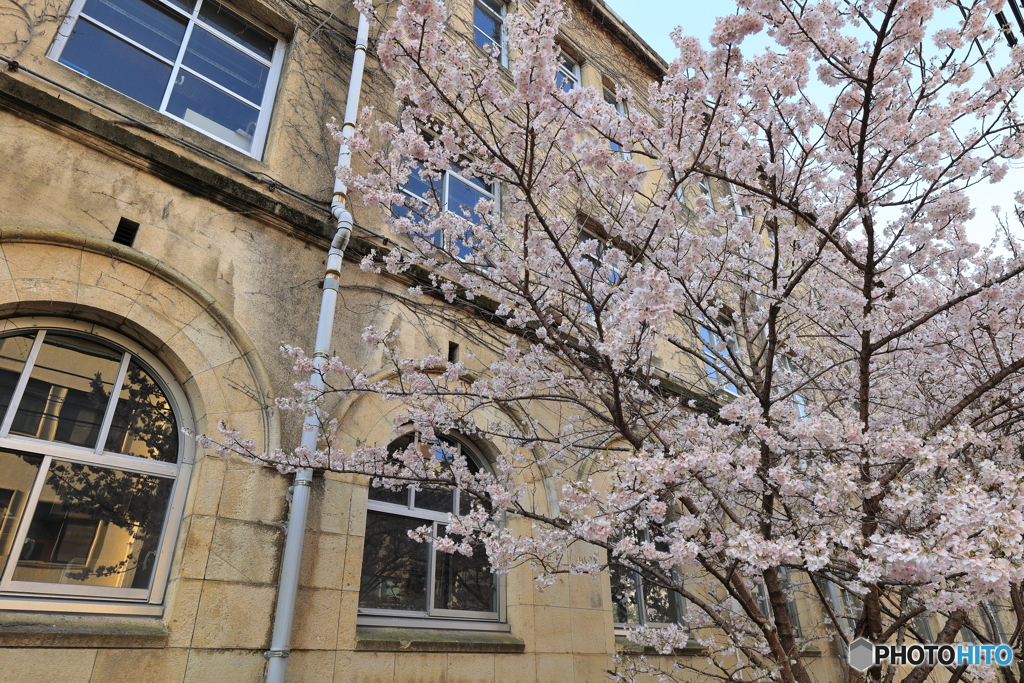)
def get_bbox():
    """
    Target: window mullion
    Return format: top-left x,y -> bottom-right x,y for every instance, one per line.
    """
174,64 -> 263,109
249,38 -> 283,154
0,331 -> 46,437
426,520 -> 438,615
0,455 -> 52,588
160,18 -> 197,113
94,352 -> 131,454
633,569 -> 646,626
